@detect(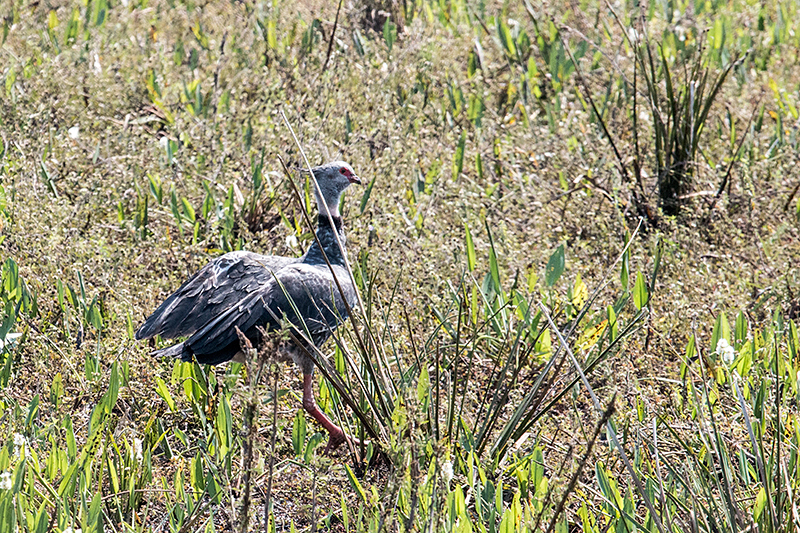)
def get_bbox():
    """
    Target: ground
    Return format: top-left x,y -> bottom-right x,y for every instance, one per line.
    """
0,0 -> 798,531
